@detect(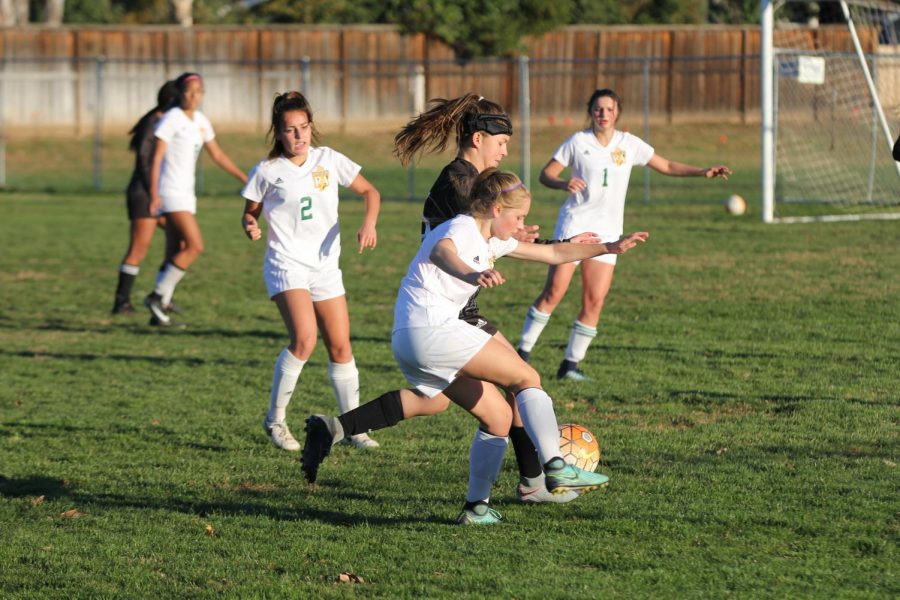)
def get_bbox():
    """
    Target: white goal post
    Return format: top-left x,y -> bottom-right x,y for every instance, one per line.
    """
761,0 -> 900,223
